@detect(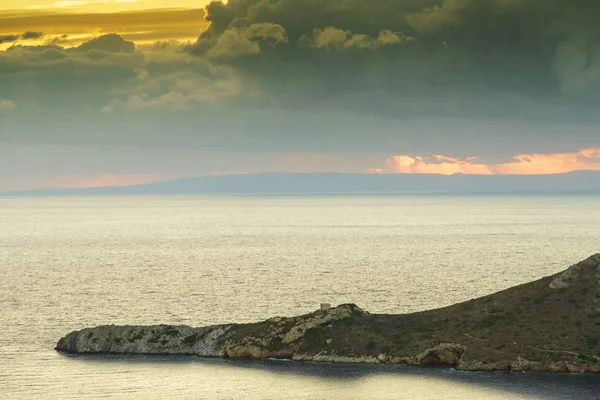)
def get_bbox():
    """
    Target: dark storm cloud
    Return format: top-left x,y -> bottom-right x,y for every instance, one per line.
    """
0,34 -> 20,44
74,33 -> 136,53
186,0 -> 600,121
1,1 -> 600,156
20,31 -> 44,40
0,35 -> 143,117
0,31 -> 44,44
